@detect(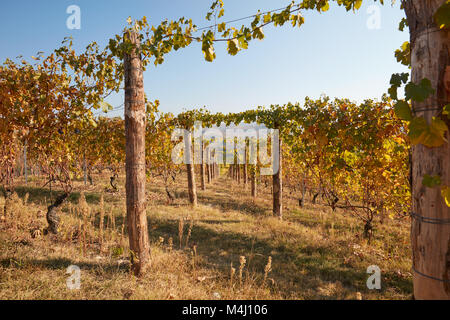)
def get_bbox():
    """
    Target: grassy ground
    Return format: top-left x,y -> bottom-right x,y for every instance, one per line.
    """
0,170 -> 413,300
